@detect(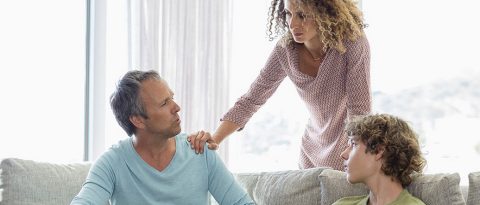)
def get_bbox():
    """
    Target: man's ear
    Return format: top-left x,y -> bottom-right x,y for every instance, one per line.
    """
130,115 -> 145,129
